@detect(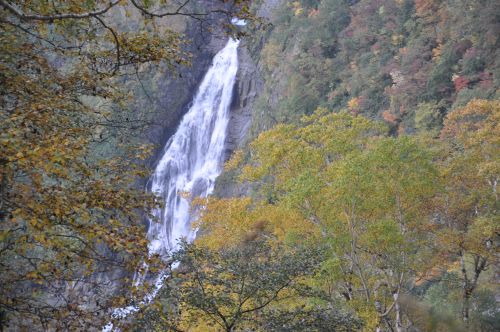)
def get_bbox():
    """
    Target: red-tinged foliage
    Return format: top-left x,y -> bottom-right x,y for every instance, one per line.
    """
453,76 -> 470,92
415,0 -> 441,19
382,109 -> 400,124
